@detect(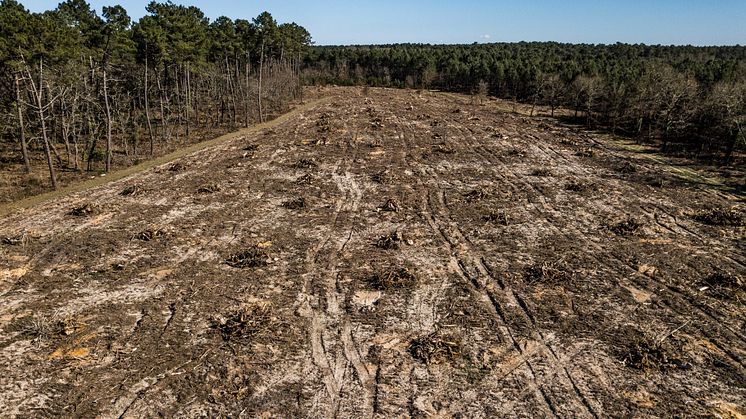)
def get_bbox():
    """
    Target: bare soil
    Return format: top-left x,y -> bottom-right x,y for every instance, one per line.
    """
0,87 -> 744,418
